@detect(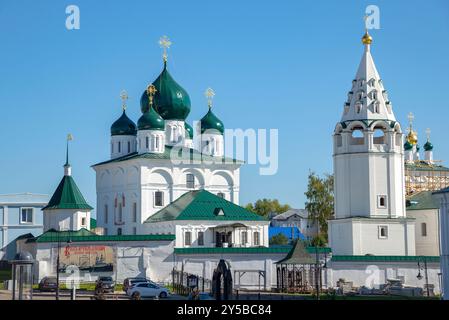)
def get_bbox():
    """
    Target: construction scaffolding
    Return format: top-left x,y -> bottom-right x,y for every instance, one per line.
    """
405,160 -> 449,196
